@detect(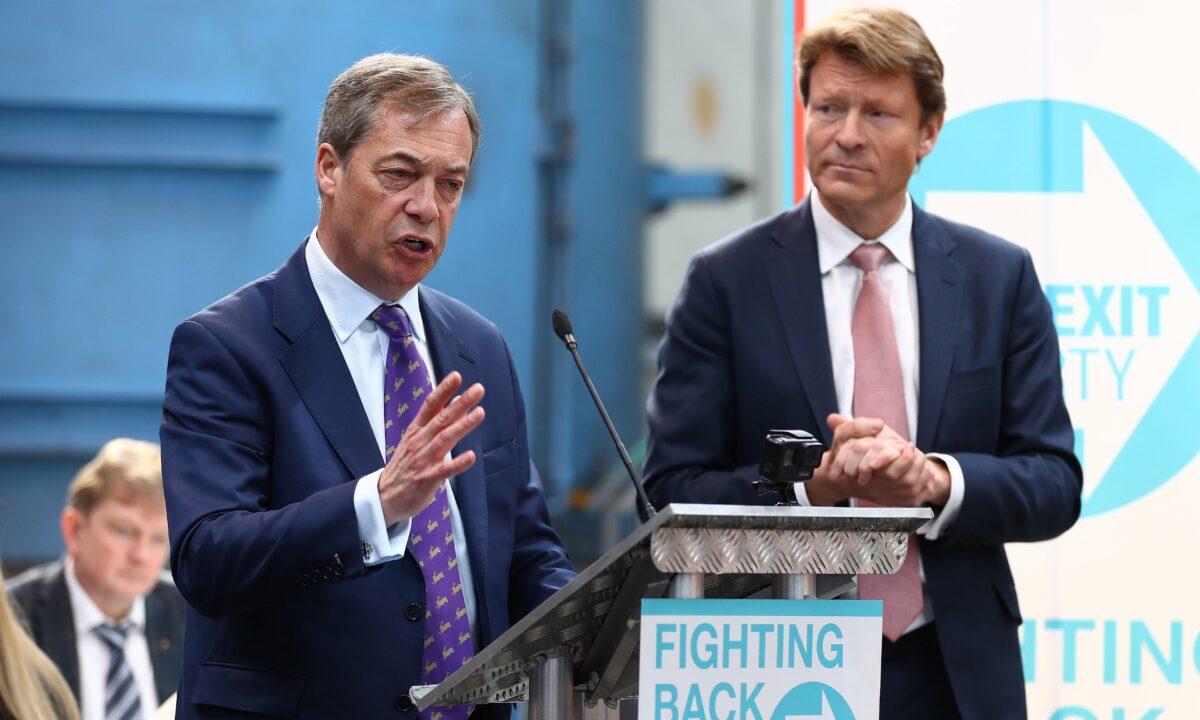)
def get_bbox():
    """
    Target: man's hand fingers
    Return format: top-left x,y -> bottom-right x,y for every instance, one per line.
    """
424,383 -> 485,437
877,443 -> 915,481
840,439 -> 871,480
432,450 -> 477,481
412,372 -> 464,429
428,406 -> 487,460
830,416 -> 885,449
